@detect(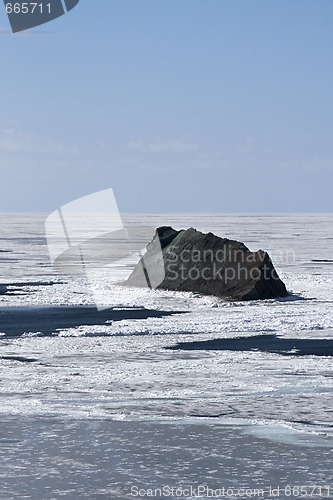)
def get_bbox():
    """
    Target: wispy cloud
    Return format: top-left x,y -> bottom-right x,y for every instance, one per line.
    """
129,137 -> 197,152
278,157 -> 333,173
240,136 -> 257,154
149,140 -> 197,152
0,129 -> 64,153
129,139 -> 146,149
